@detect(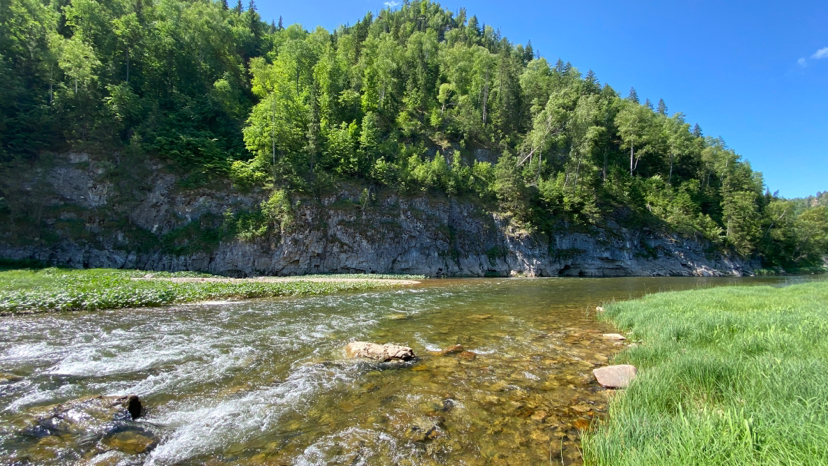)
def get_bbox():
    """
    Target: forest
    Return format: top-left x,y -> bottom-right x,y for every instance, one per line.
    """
1,0 -> 826,270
